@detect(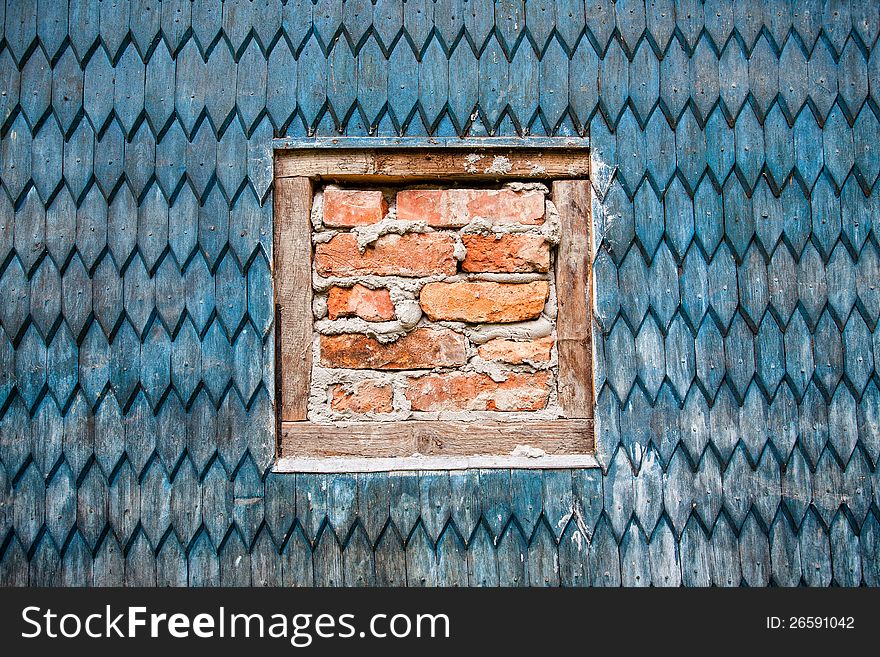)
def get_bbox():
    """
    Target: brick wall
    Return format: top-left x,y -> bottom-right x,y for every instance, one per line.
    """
309,184 -> 561,422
